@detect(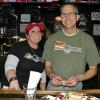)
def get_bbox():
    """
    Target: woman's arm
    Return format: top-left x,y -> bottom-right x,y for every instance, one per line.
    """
40,70 -> 46,90
5,54 -> 20,90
